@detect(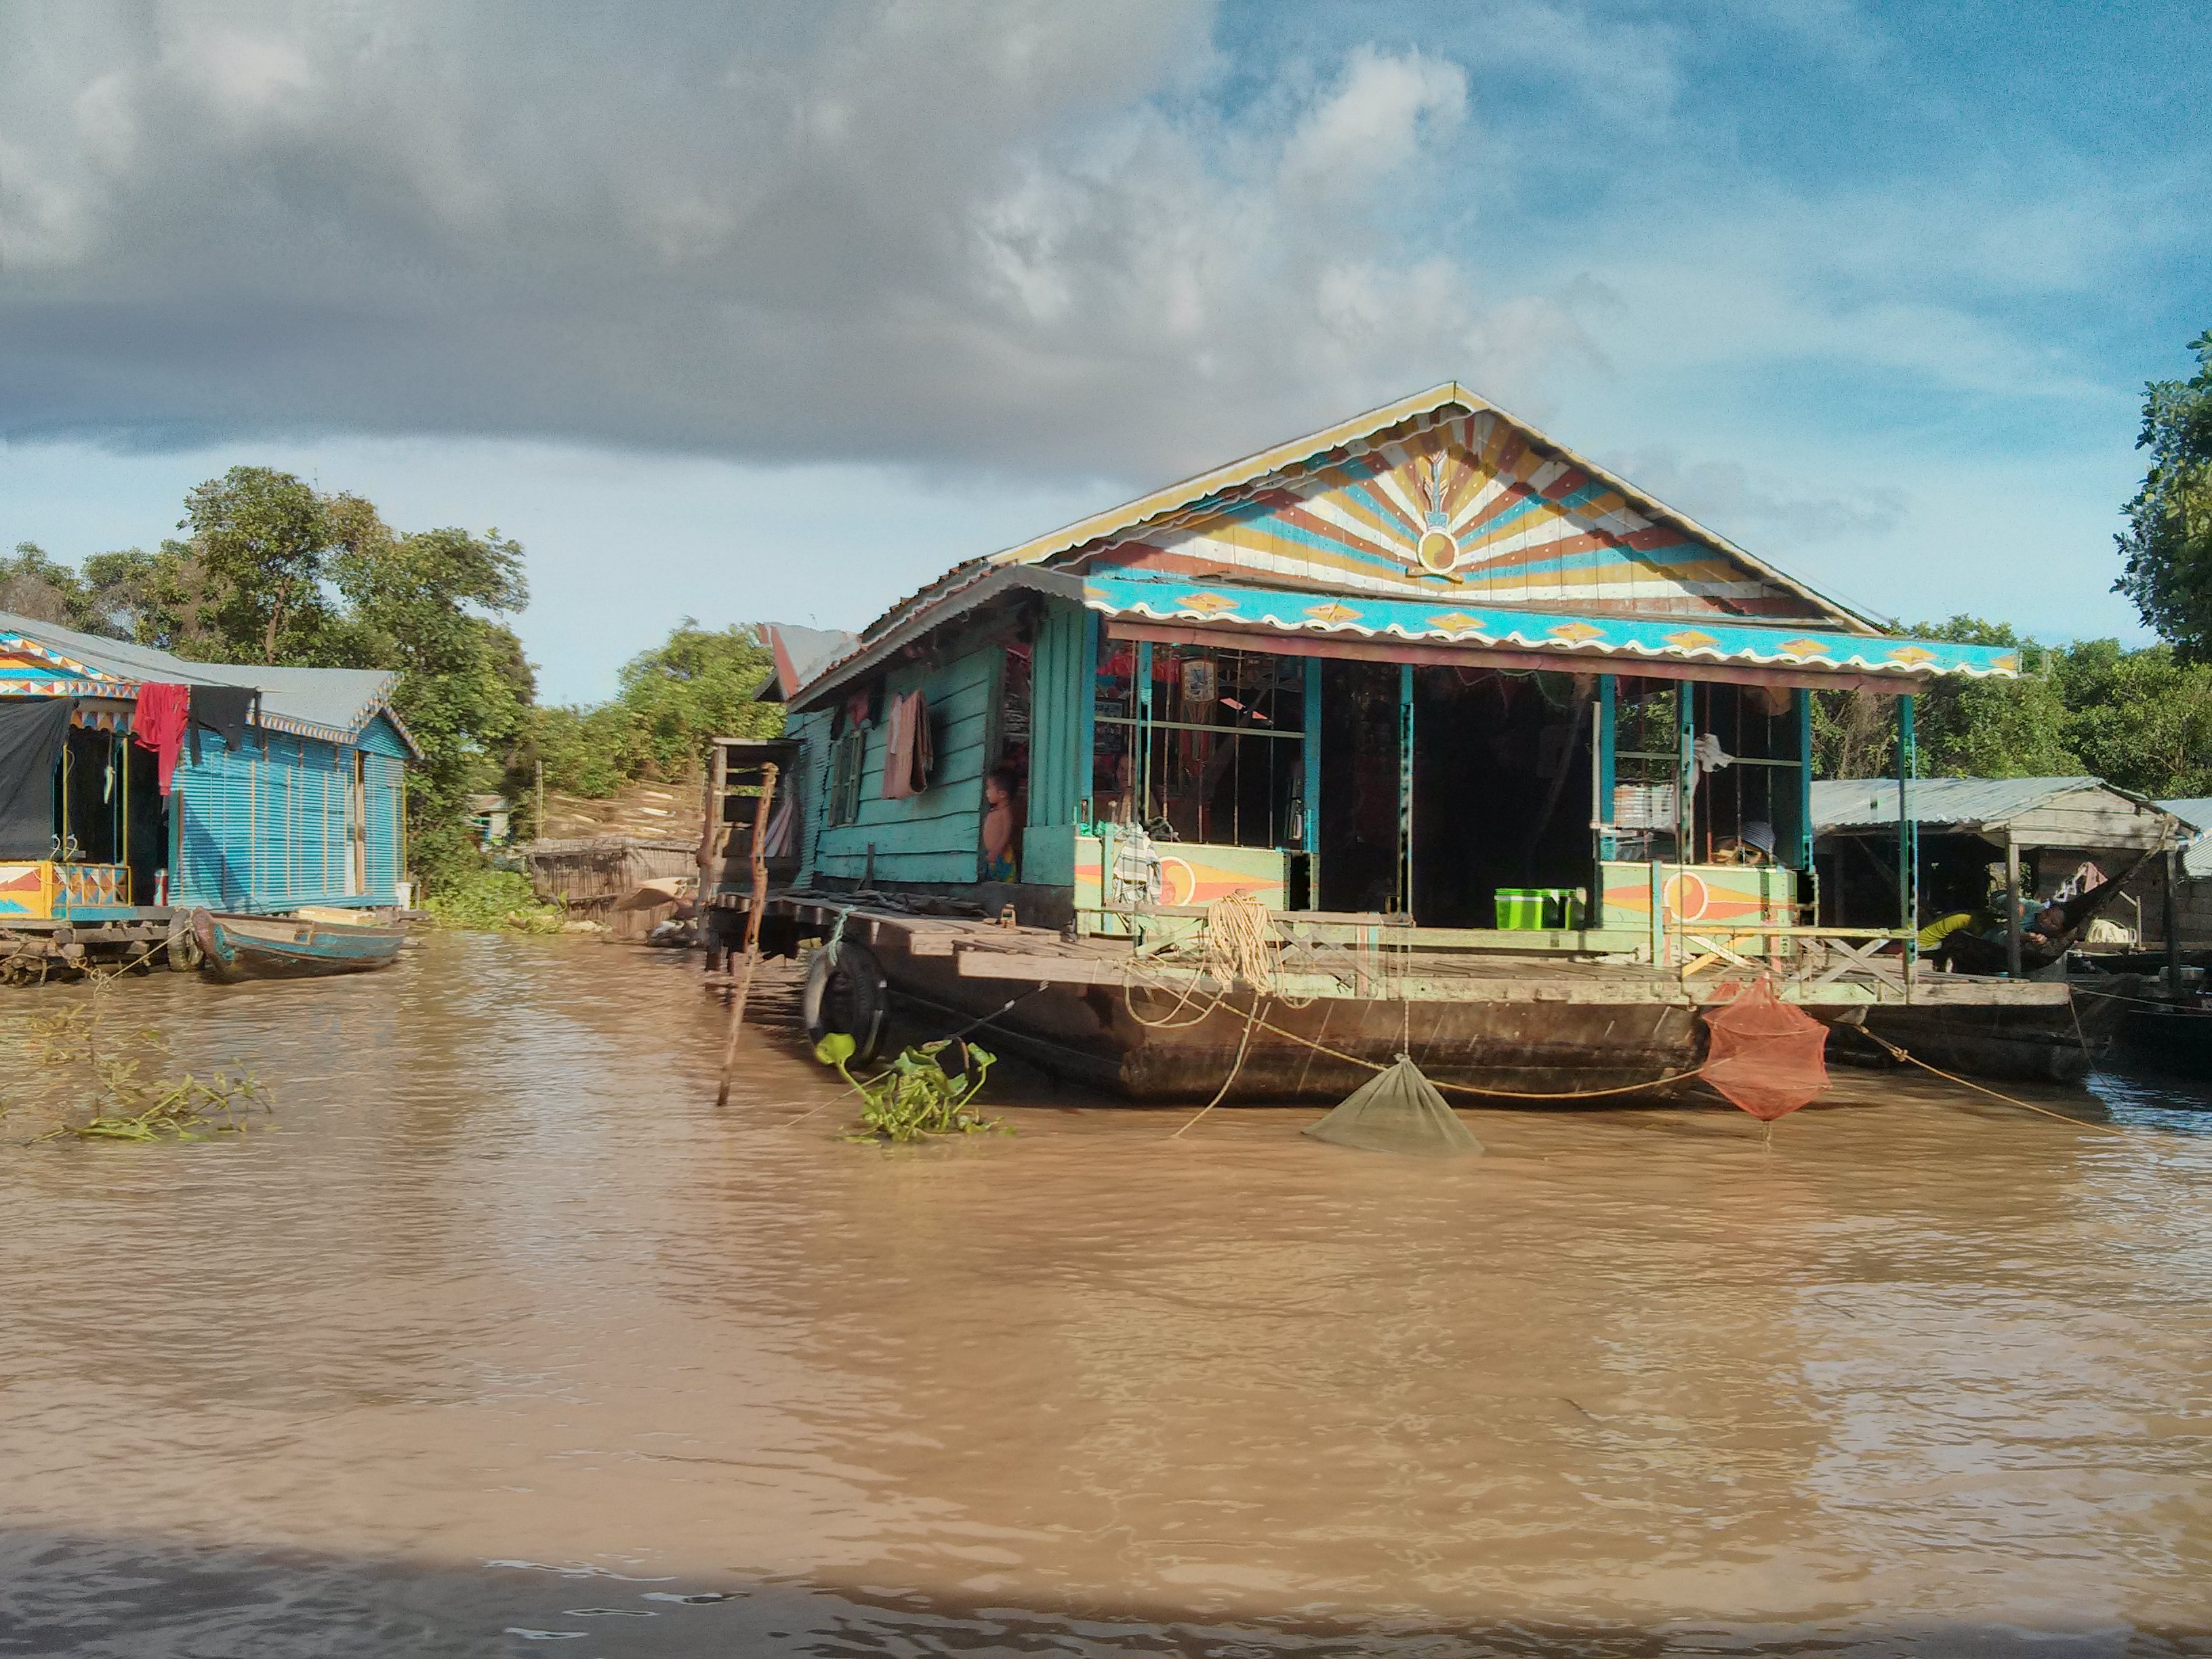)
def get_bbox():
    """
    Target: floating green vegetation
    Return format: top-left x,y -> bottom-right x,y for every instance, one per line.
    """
5,962 -> 269,1145
813,1033 -> 1007,1143
423,866 -> 565,934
